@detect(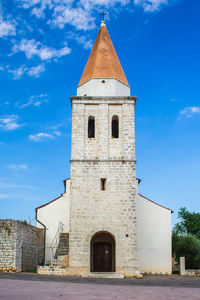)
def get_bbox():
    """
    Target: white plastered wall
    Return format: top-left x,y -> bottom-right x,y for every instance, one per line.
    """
77,78 -> 130,97
137,193 -> 172,274
36,179 -> 70,262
